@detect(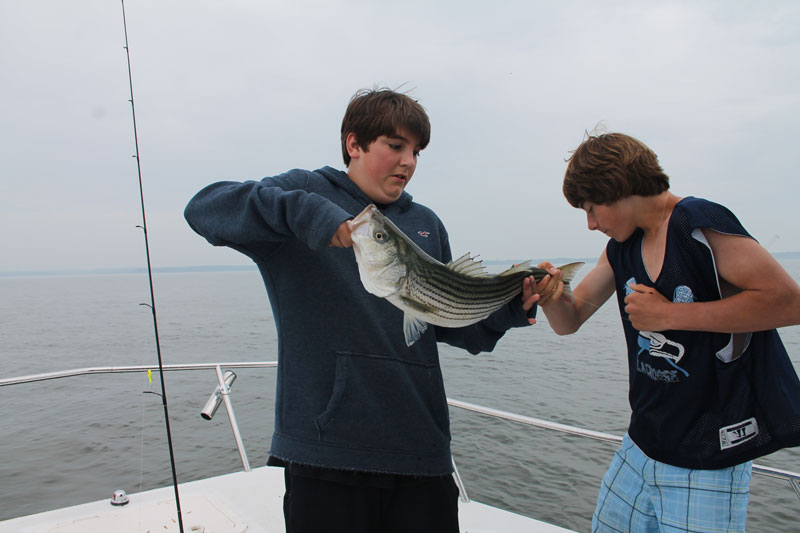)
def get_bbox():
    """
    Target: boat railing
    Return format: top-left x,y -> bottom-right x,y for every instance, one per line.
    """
2,361 -> 799,505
